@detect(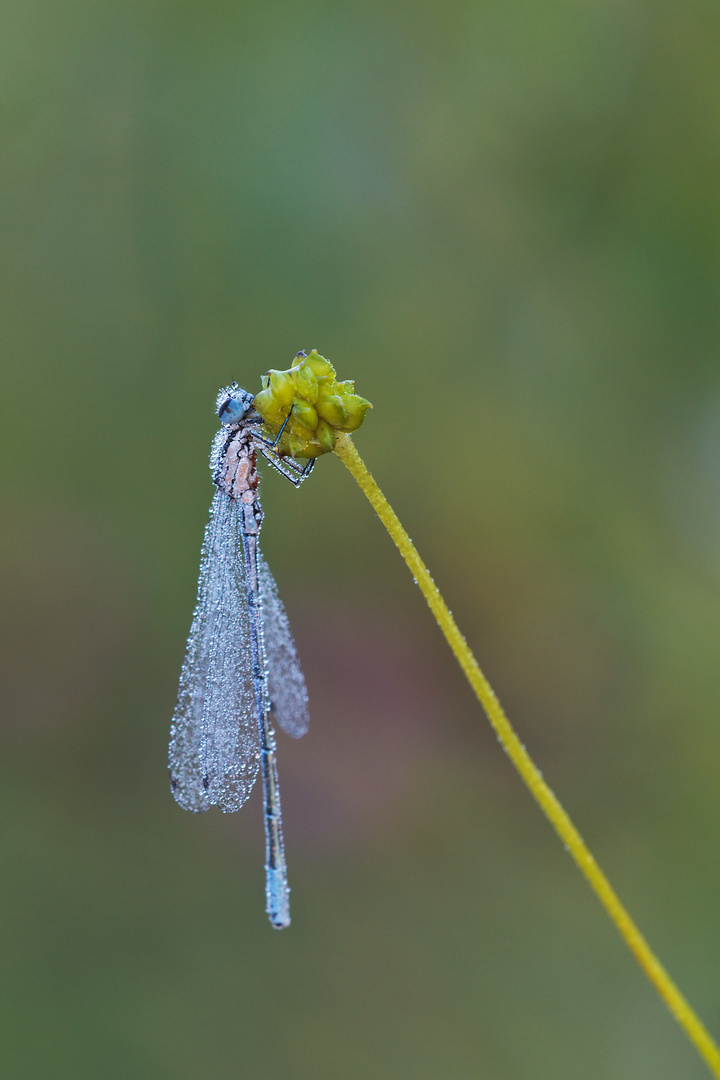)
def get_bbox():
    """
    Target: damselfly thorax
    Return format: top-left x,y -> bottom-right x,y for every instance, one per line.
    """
213,424 -> 261,505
